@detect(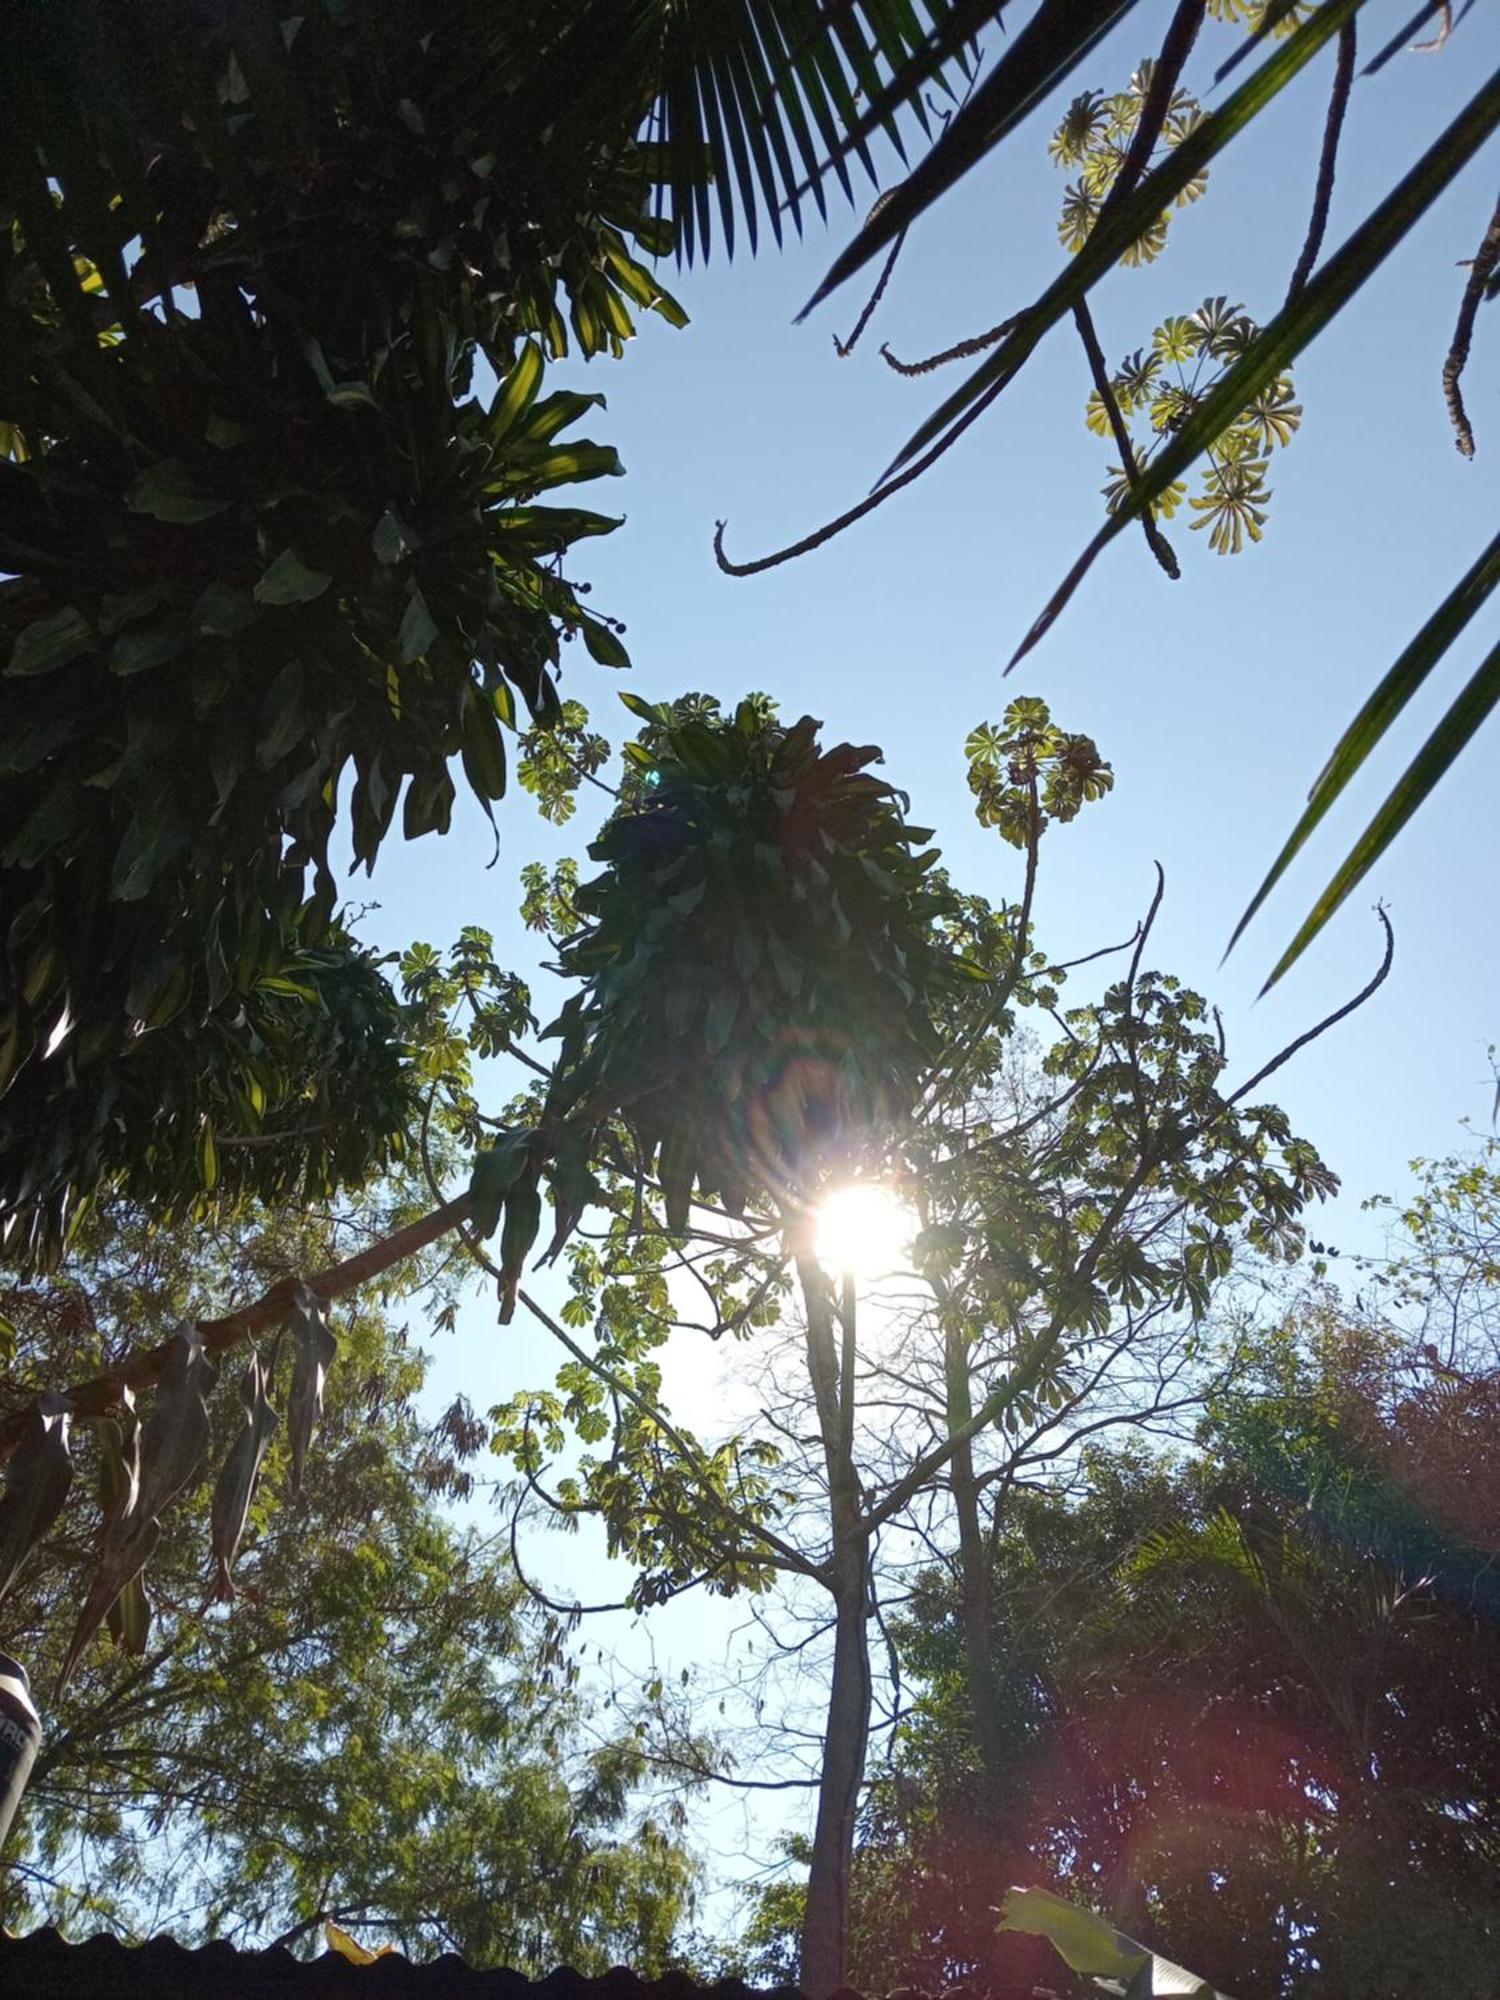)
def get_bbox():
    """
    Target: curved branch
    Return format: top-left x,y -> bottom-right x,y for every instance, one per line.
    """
1444,190 -> 1500,457
880,312 -> 1022,376
1072,298 -> 1179,580
834,230 -> 907,358
713,374 -> 1003,577
1285,21 -> 1358,306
